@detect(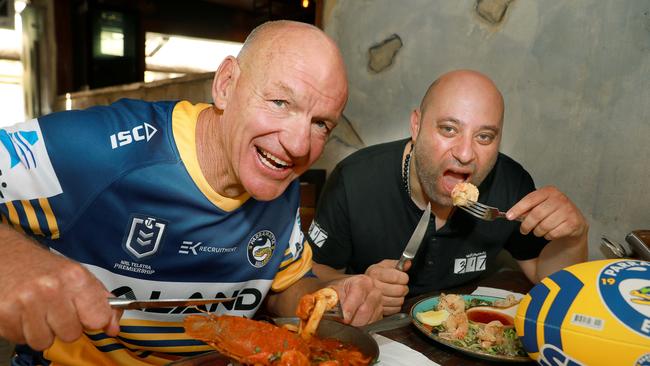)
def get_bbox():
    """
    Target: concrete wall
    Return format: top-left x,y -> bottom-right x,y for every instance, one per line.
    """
319,0 -> 650,260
